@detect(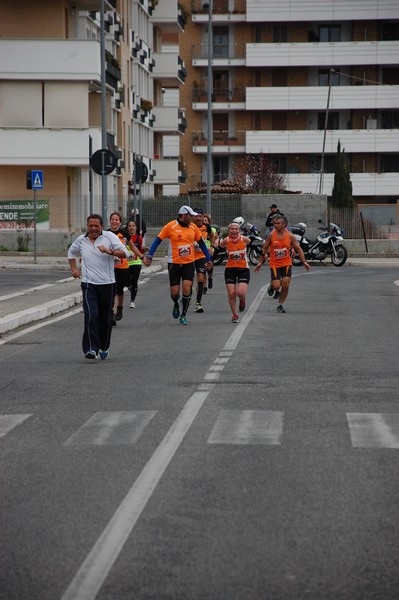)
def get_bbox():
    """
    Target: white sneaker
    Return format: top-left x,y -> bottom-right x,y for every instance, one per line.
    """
130,302 -> 135,308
